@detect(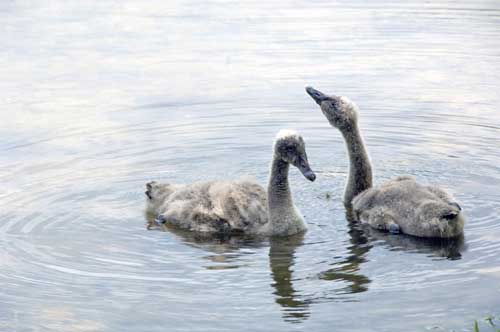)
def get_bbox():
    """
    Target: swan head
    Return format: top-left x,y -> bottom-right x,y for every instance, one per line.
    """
305,86 -> 359,130
274,130 -> 316,182
416,200 -> 465,238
